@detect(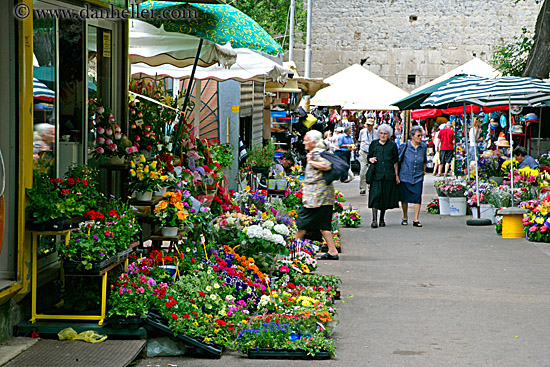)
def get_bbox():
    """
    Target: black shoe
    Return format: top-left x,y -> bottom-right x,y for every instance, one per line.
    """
379,220 -> 386,227
319,253 -> 339,260
360,190 -> 366,195
371,221 -> 378,228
